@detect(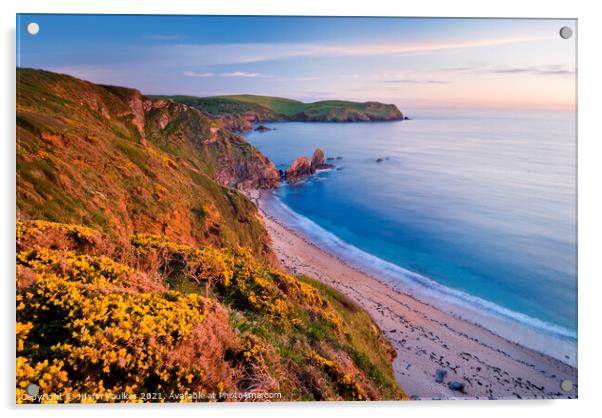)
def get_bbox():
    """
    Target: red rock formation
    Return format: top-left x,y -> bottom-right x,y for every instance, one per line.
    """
285,156 -> 314,183
206,131 -> 280,190
286,148 -> 337,183
311,148 -> 325,169
310,148 -> 334,170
